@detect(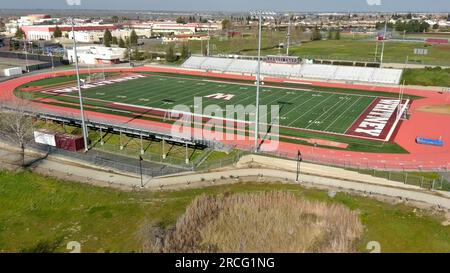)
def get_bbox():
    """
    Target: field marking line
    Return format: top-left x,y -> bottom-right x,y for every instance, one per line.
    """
384,99 -> 410,142
257,91 -> 314,123
287,94 -> 338,127
324,97 -> 363,132
342,97 -> 379,134
304,96 -> 354,130
270,92 -> 324,122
